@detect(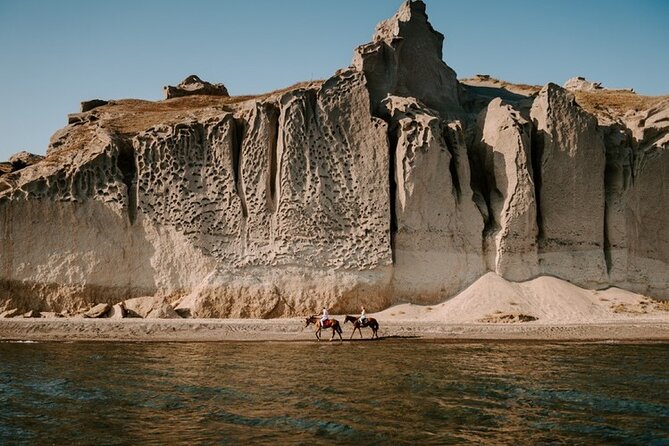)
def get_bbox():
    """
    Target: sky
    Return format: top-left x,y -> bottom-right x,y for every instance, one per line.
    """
1,0 -> 668,160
